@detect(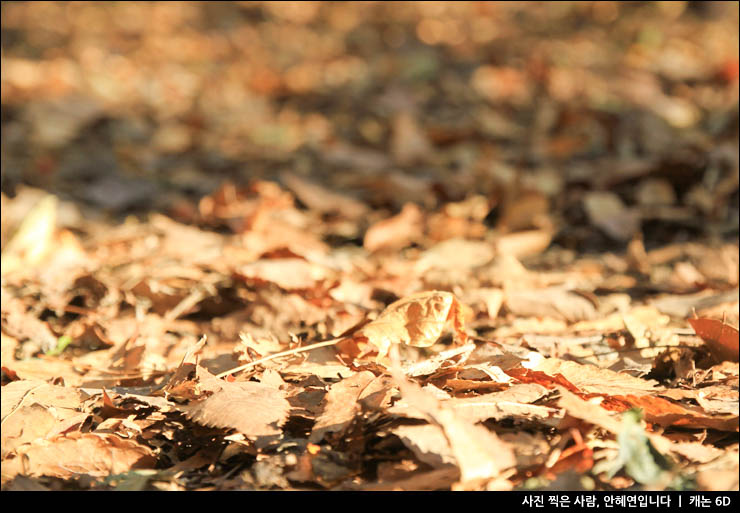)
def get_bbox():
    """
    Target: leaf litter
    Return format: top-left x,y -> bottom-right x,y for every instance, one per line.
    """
1,1 -> 739,492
